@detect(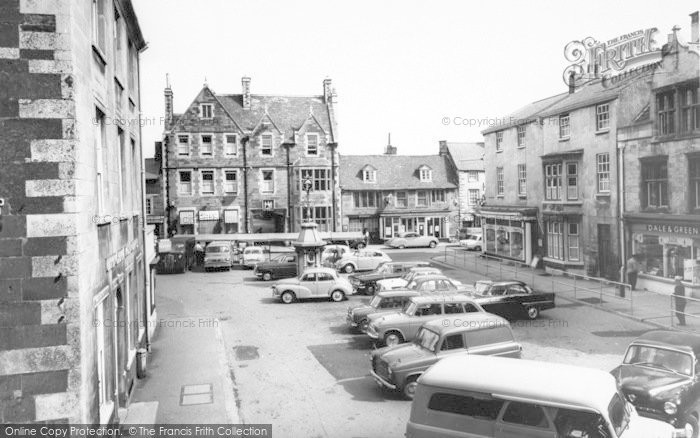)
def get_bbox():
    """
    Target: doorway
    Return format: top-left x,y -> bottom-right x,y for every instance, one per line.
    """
597,224 -> 615,280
